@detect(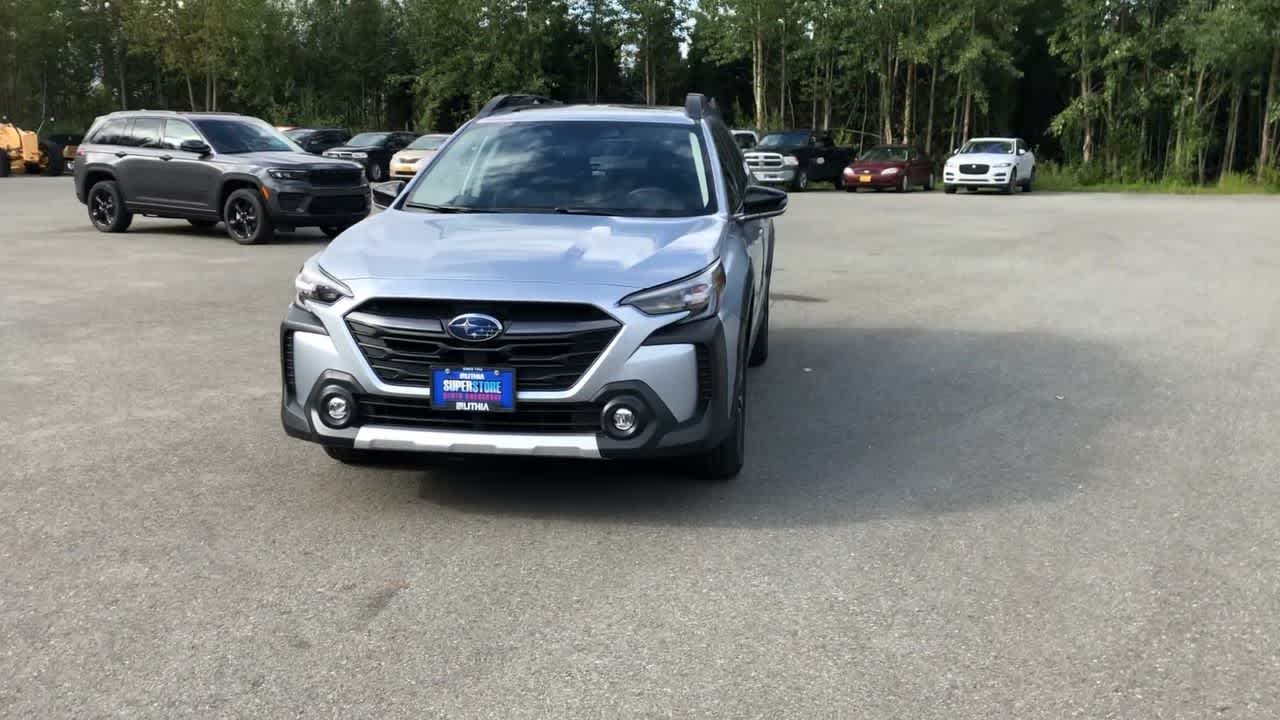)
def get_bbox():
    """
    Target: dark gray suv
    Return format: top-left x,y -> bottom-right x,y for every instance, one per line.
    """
74,111 -> 370,244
